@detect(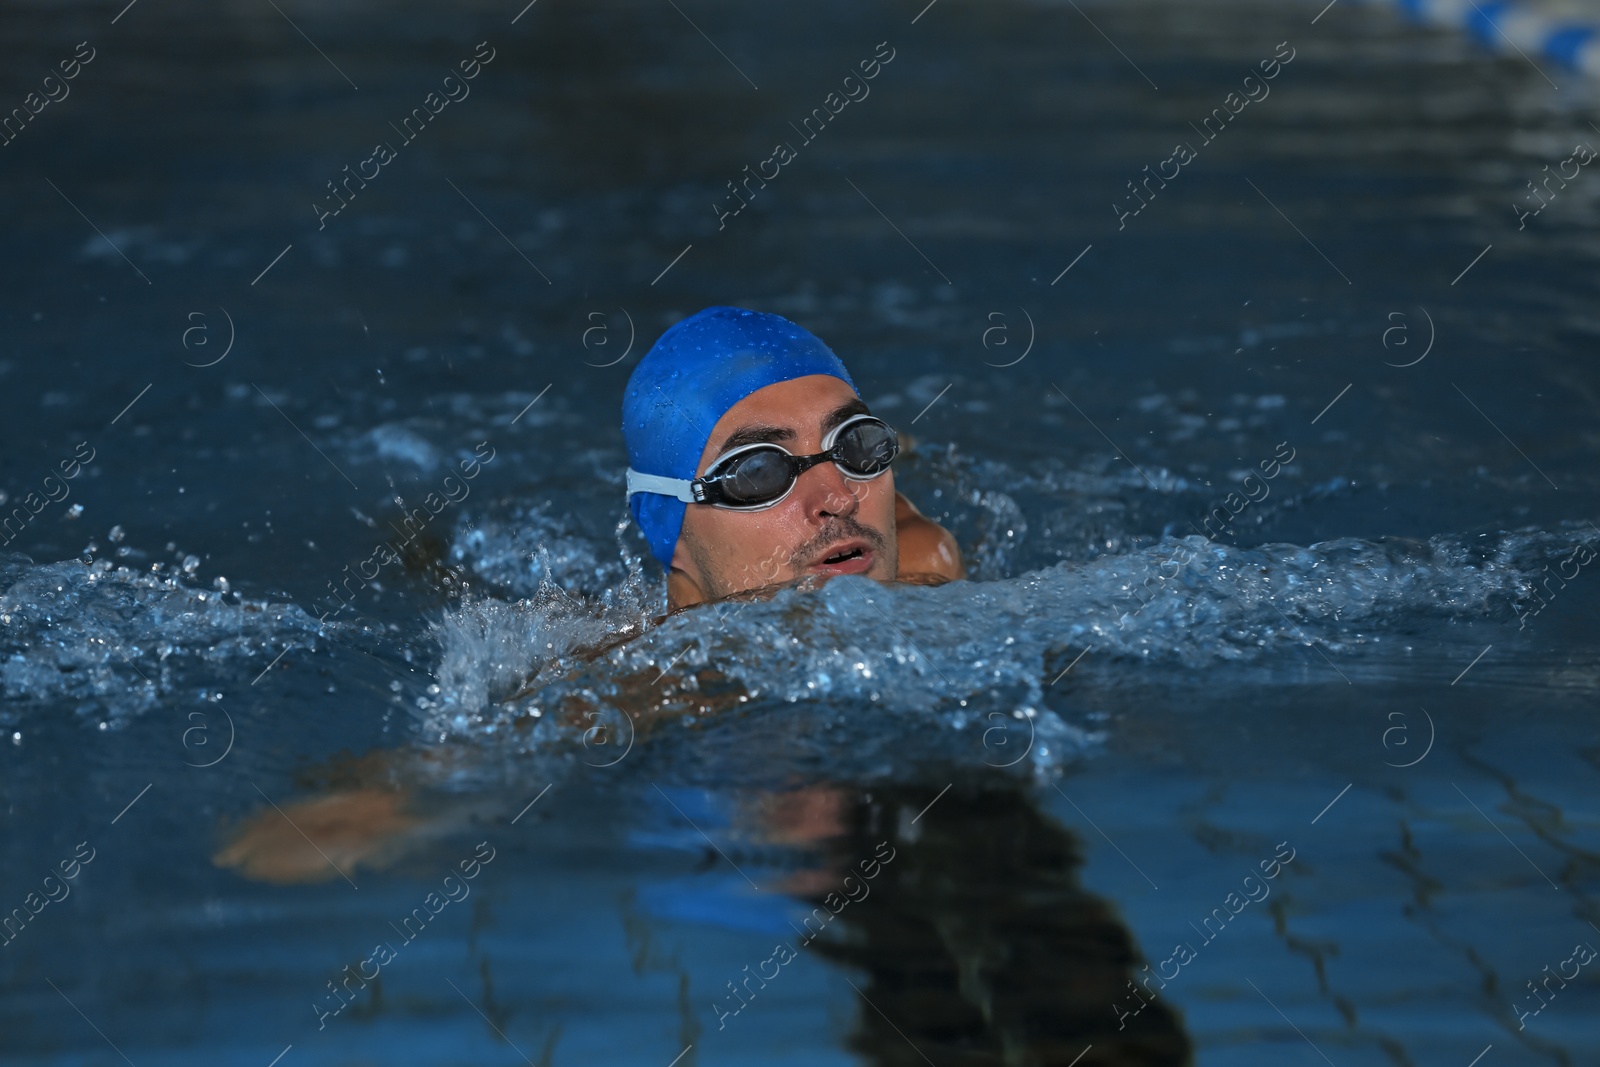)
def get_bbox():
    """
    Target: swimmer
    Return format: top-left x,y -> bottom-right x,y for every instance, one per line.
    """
216,307 -> 965,884
622,305 -> 963,611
